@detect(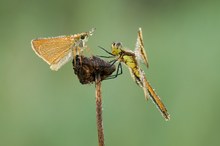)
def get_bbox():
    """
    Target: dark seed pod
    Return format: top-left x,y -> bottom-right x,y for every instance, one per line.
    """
73,55 -> 115,84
